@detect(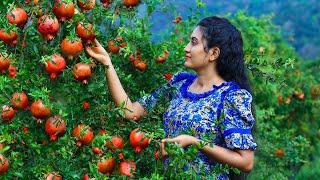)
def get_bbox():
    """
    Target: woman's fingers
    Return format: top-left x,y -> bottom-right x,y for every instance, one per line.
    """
94,39 -> 101,46
85,47 -> 96,58
160,141 -> 168,158
161,138 -> 177,143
